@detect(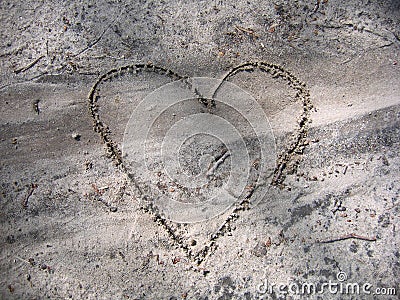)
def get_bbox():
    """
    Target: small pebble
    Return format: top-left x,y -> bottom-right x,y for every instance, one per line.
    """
72,133 -> 81,141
